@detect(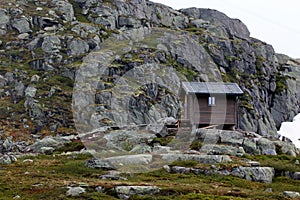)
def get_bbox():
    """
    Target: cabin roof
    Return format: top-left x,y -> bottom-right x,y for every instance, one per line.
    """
182,82 -> 243,95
